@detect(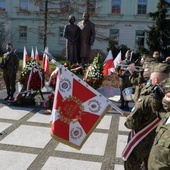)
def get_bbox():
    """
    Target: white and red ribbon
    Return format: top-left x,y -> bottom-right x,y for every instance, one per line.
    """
122,118 -> 160,161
